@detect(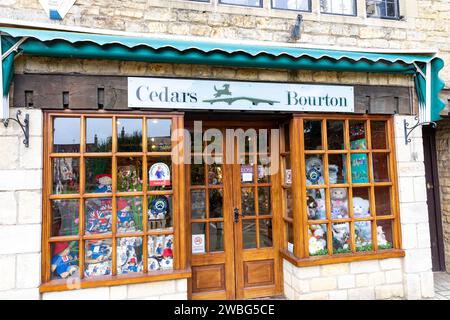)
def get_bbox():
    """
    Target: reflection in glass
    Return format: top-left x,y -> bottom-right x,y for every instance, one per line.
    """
377,220 -> 394,250
208,164 -> 223,185
308,224 -> 328,256
305,155 -> 324,186
148,234 -> 174,271
285,189 -> 293,219
241,188 -> 255,216
117,237 -> 143,274
51,199 -> 79,236
258,187 -> 271,215
257,161 -> 271,183
272,0 -> 310,10
147,119 -> 172,152
191,160 -> 205,185
321,0 -> 356,15
53,118 -> 80,153
327,120 -> 345,150
306,189 -> 326,220
148,195 -> 173,230
148,156 -> 172,191
117,118 -> 142,152
328,154 -> 346,184
117,197 -> 143,233
372,153 -> 390,182
85,198 -> 112,235
51,241 -> 79,280
330,188 -> 349,219
332,223 -> 351,254
84,239 -> 112,277
371,121 -> 387,149
355,221 -> 373,252
85,158 -> 112,193
209,189 -> 223,218
304,120 -> 322,150
117,157 -> 143,192
375,187 -> 391,216
53,158 -> 80,194
191,190 -> 206,219
243,220 -> 257,249
209,222 -> 224,252
86,118 -> 112,152
259,219 -> 273,248
350,121 -> 367,150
